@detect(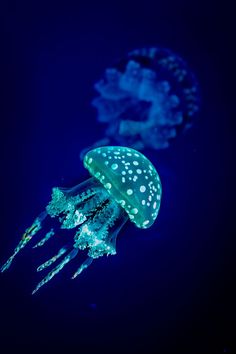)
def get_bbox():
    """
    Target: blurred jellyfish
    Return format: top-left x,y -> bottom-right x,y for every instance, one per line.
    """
81,47 -> 200,158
